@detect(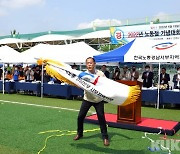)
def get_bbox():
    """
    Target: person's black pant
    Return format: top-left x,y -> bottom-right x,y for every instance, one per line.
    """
77,100 -> 108,139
